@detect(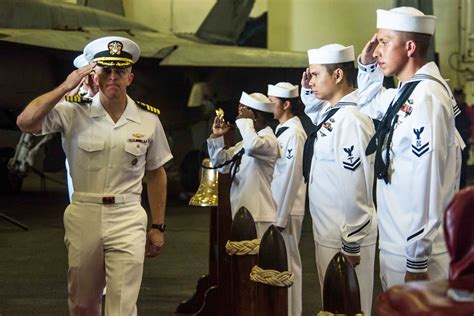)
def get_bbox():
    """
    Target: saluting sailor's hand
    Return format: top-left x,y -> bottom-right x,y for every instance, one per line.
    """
236,106 -> 255,120
145,229 -> 164,258
360,33 -> 378,65
61,63 -> 96,93
211,115 -> 230,138
301,67 -> 312,89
